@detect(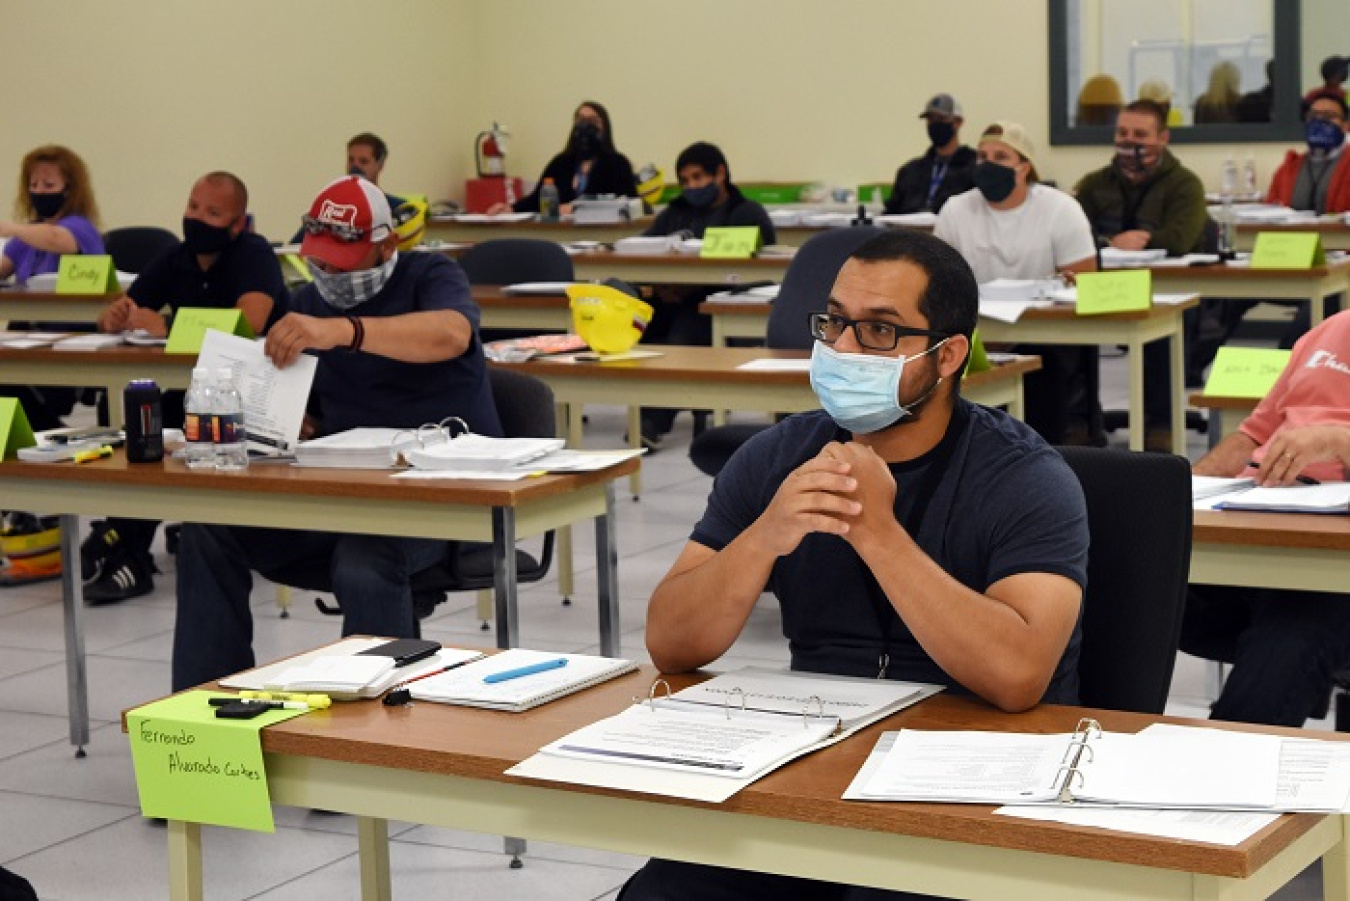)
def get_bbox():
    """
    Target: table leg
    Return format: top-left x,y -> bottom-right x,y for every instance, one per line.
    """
60,514 -> 89,756
1323,815 -> 1350,901
1168,330 -> 1186,456
1207,408 -> 1226,450
1008,380 -> 1025,422
1127,339 -> 1145,452
167,820 -> 203,901
596,484 -> 621,657
492,507 -> 520,650
1312,289 -> 1327,329
627,406 -> 642,498
357,816 -> 392,901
